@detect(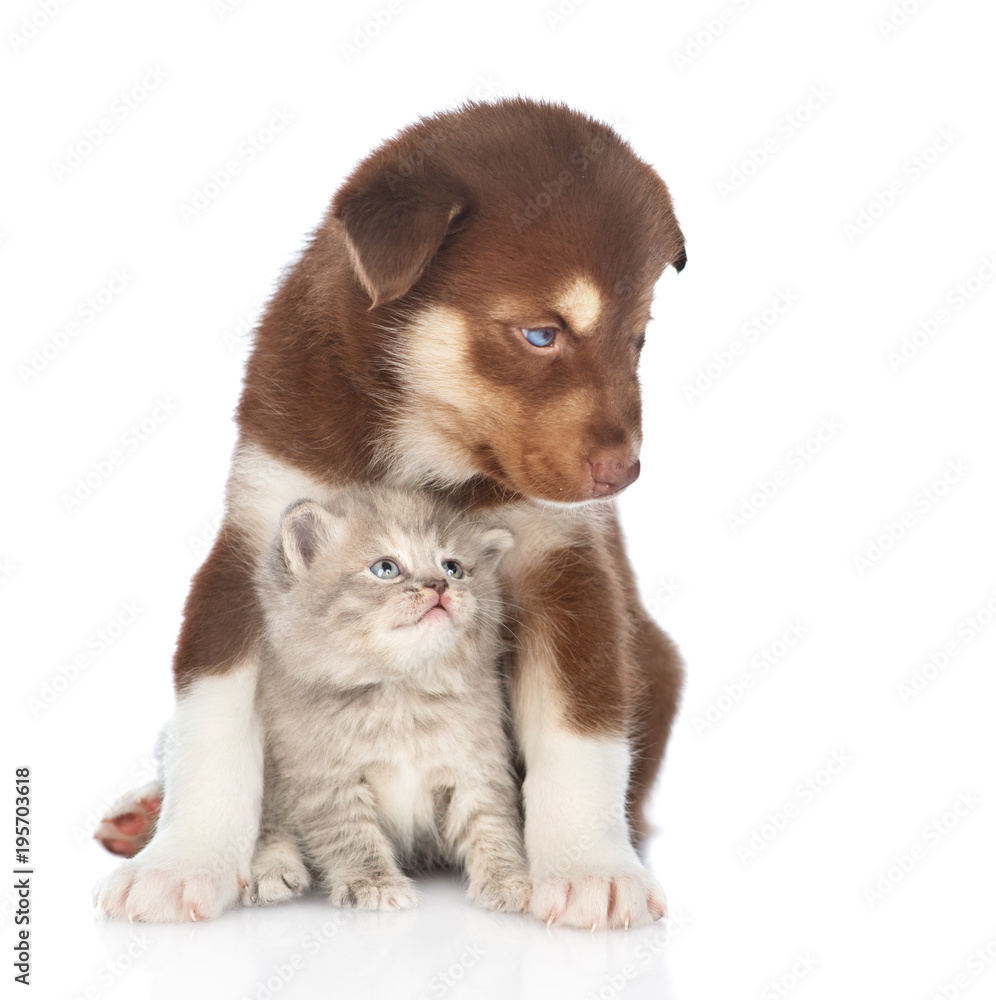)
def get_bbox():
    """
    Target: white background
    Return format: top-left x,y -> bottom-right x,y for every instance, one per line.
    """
3,0 -> 995,997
